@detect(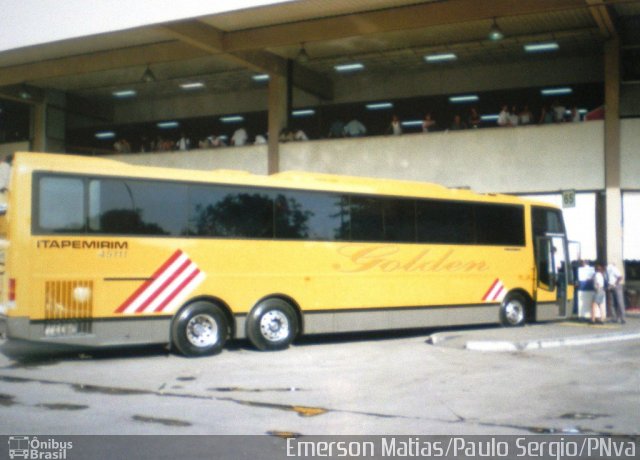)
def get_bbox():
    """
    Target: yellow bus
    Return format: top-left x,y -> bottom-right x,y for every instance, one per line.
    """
0,152 -> 573,356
